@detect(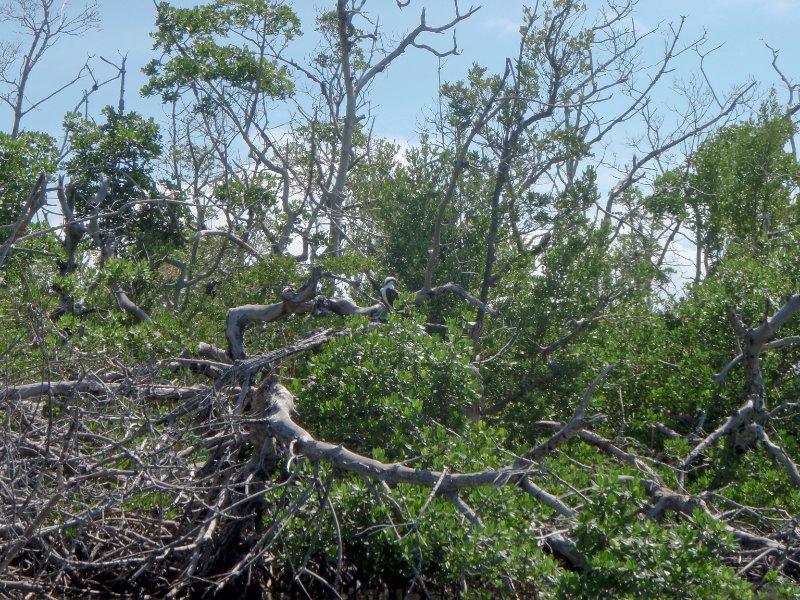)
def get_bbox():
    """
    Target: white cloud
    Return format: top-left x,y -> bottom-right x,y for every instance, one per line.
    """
663,238 -> 699,289
485,17 -> 521,36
